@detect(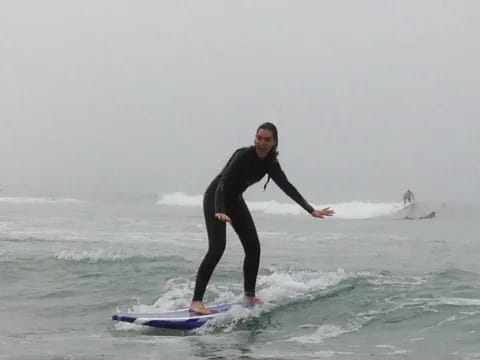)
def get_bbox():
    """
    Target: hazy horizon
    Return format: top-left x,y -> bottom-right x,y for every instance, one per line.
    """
2,1 -> 479,204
